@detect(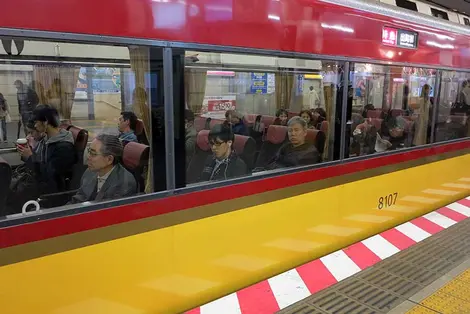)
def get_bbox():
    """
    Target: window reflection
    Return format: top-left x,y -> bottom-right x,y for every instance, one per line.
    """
185,51 -> 338,184
0,40 -> 154,216
434,71 -> 470,142
348,64 -> 436,157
